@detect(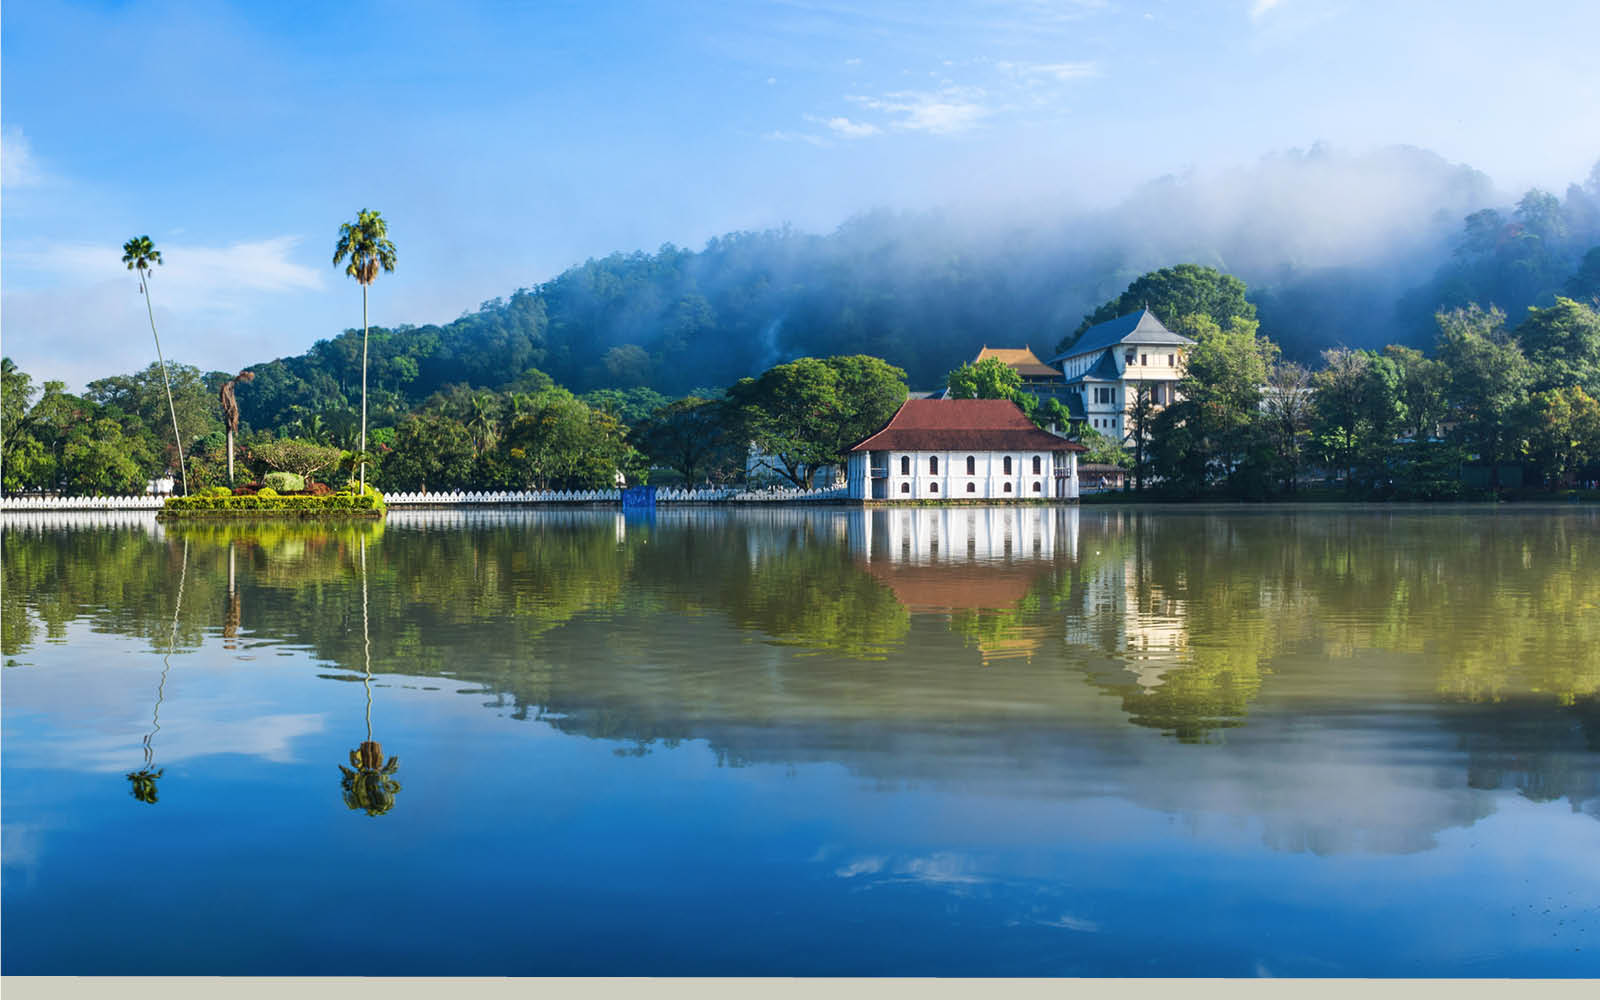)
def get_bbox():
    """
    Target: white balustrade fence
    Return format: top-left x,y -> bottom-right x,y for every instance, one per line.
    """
2,485 -> 850,512
382,485 -> 848,505
0,495 -> 166,511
